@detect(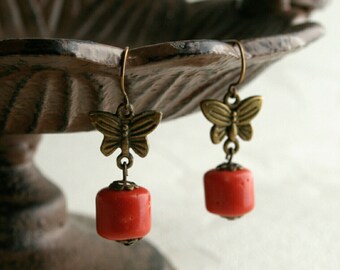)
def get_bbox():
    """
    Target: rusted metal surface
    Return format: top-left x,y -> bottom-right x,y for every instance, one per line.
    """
0,0 -> 325,134
0,25 -> 323,134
